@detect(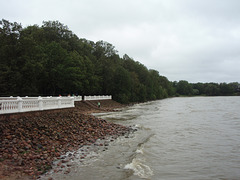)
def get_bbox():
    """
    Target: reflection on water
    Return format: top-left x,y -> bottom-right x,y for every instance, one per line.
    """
42,97 -> 240,180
